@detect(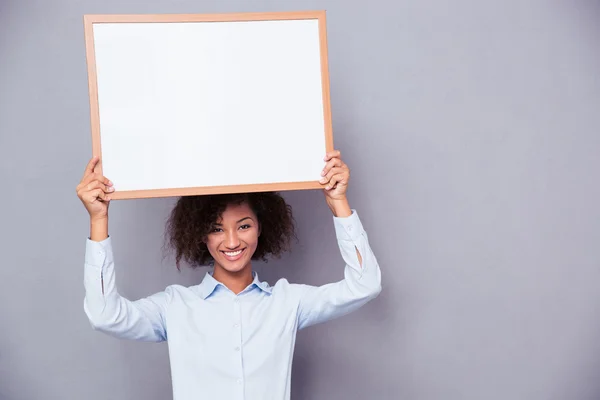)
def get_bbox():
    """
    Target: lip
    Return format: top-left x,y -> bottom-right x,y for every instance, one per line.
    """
220,248 -> 246,262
